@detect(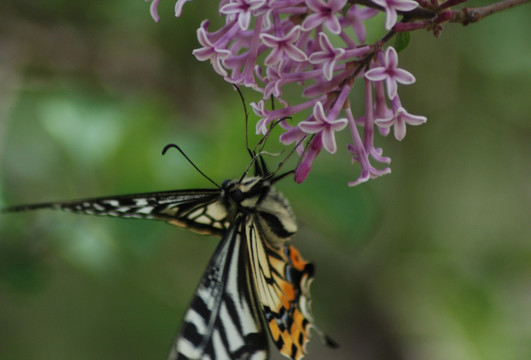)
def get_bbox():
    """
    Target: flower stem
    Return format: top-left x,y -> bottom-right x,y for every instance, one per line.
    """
451,0 -> 531,25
